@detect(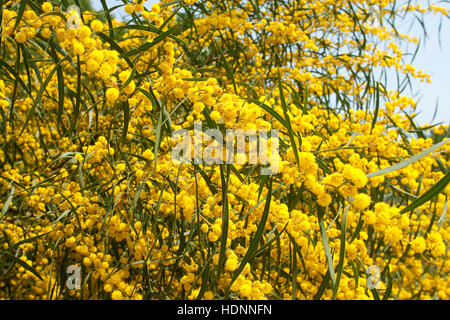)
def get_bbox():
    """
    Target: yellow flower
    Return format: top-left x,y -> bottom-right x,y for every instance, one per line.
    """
238,283 -> 252,298
73,41 -> 85,55
124,4 -> 134,14
200,223 -> 209,233
1,0 -> 448,302
142,149 -> 154,160
40,27 -> 52,39
83,257 -> 92,267
298,152 -> 317,175
65,237 -> 76,247
123,81 -> 135,95
225,257 -> 238,271
317,193 -> 332,207
25,27 -> 36,39
342,165 -> 367,188
346,243 -> 358,260
116,163 -> 126,171
210,110 -> 221,122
